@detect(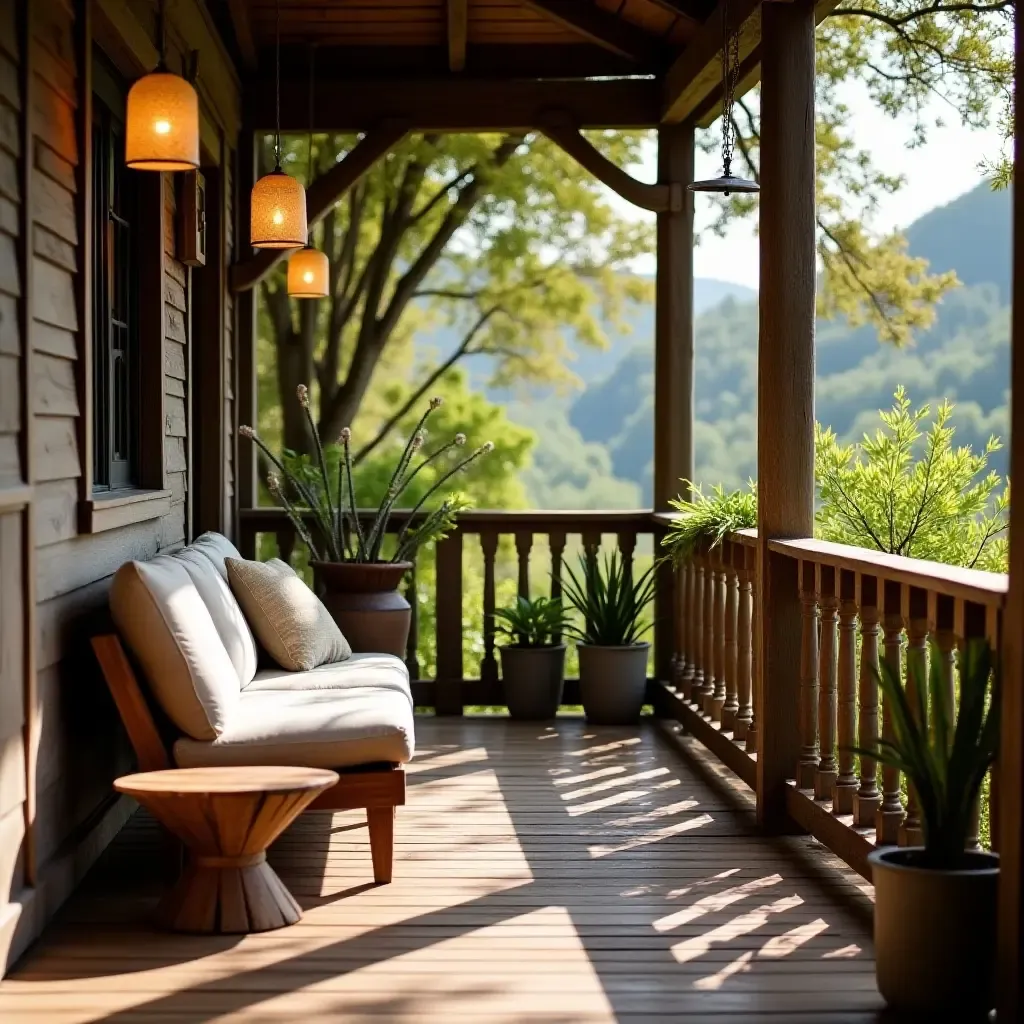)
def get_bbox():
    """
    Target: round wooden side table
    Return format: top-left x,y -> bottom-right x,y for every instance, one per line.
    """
115,765 -> 338,934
